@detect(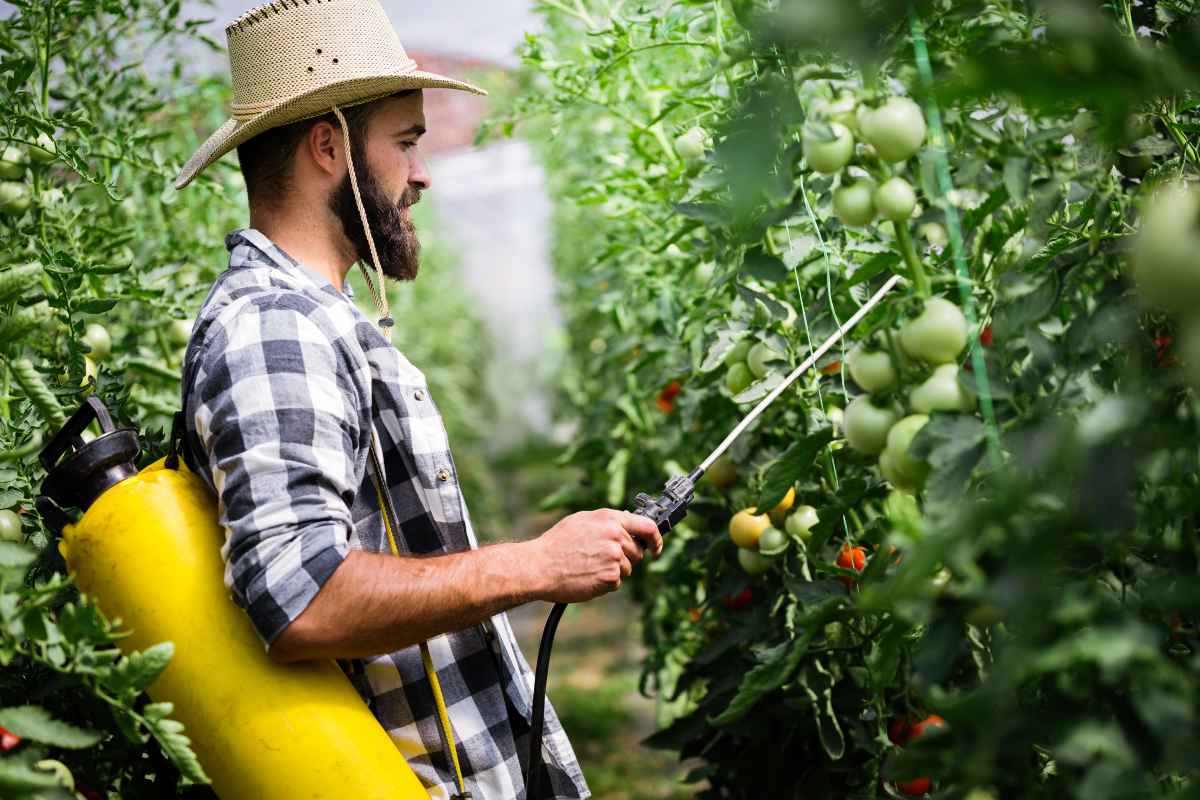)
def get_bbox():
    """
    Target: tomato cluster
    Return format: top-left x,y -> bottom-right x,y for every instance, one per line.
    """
803,94 -> 924,230
725,486 -> 826,576
843,296 -> 973,494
